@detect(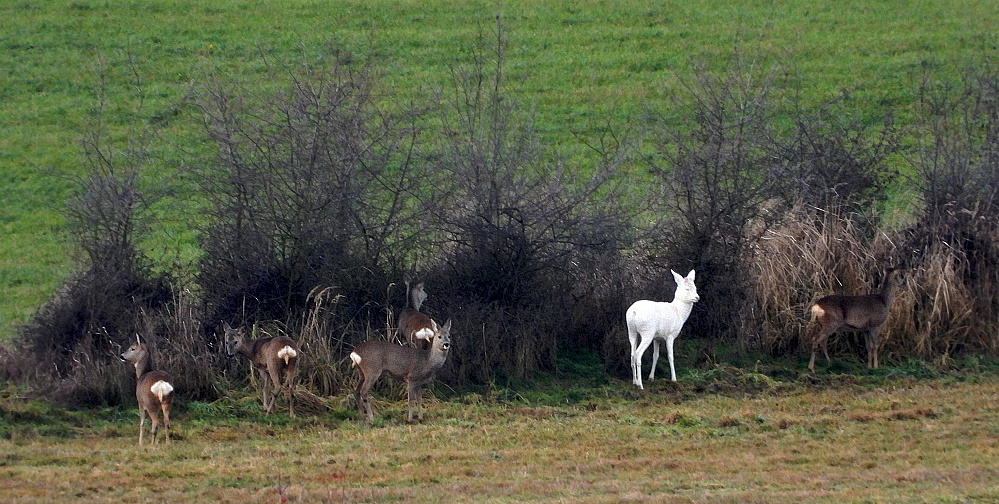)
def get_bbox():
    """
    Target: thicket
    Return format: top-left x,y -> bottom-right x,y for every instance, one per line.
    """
5,30 -> 998,408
